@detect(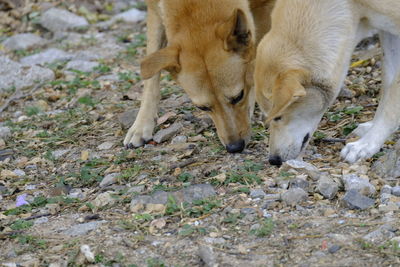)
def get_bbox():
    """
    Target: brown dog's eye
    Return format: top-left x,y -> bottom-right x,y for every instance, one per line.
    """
231,90 -> 244,105
198,106 -> 211,112
273,116 -> 282,122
